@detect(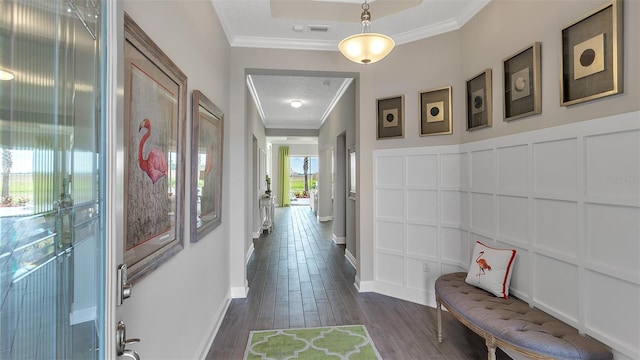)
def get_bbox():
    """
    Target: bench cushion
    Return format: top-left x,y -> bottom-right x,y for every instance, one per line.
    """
436,272 -> 613,360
